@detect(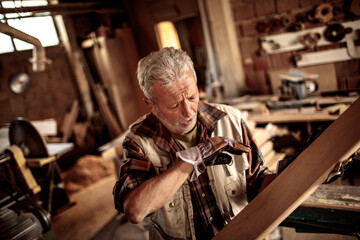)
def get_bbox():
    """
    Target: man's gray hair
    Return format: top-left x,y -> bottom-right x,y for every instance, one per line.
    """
137,47 -> 196,100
